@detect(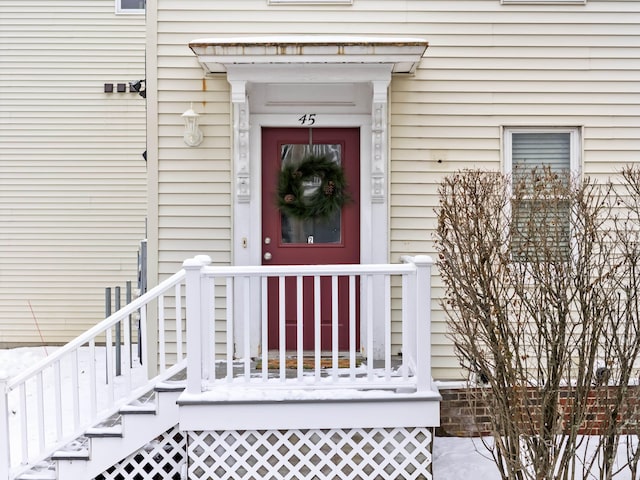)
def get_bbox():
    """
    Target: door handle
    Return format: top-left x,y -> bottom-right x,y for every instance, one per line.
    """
263,252 -> 272,261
